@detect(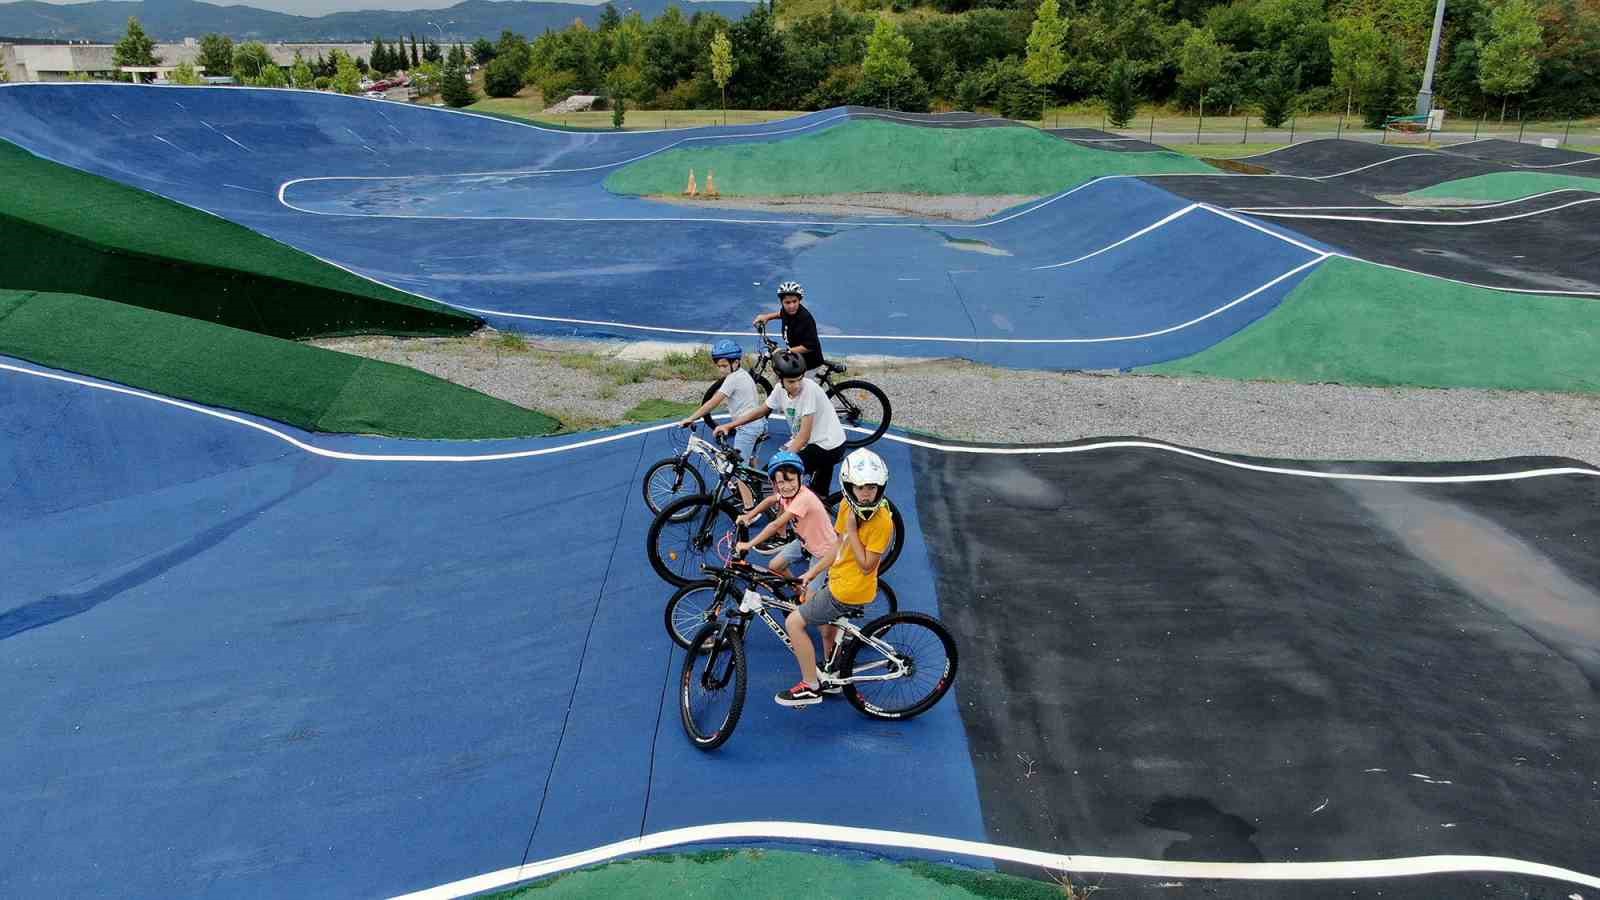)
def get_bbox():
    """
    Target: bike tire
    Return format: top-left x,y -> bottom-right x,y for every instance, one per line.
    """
680,623 -> 747,750
665,580 -> 724,649
699,374 -> 774,431
647,494 -> 741,587
642,457 -> 707,519
827,379 -> 891,448
824,492 -> 906,574
838,611 -> 958,721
